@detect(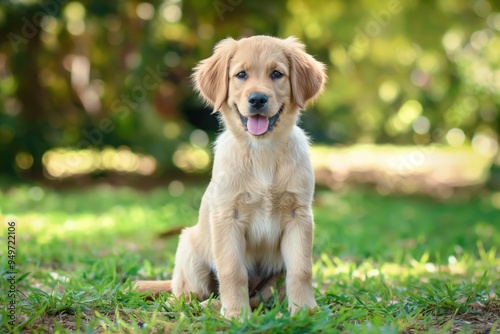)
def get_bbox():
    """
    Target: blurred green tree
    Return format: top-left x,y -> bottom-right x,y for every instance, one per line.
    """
0,0 -> 498,181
